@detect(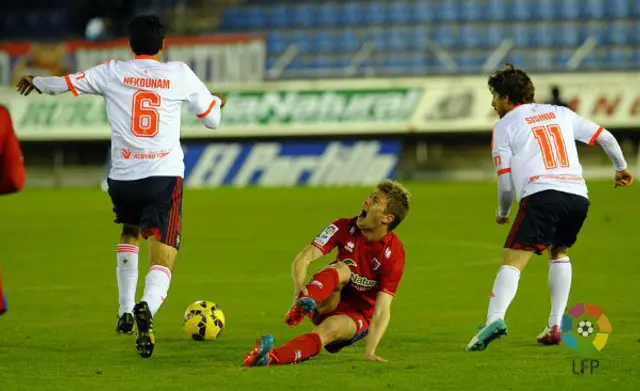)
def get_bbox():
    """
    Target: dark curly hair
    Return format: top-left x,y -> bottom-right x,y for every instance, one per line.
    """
488,63 -> 535,105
